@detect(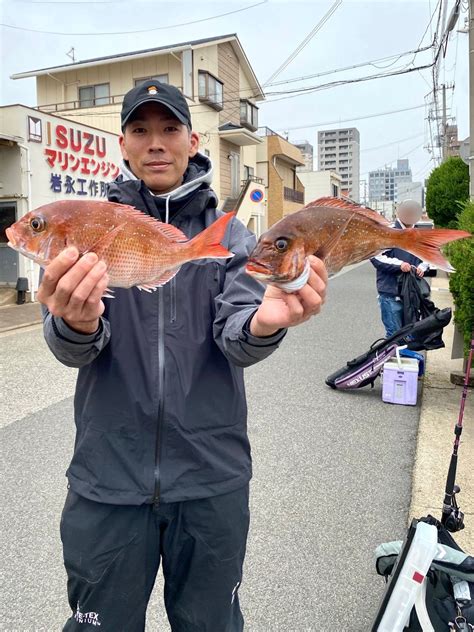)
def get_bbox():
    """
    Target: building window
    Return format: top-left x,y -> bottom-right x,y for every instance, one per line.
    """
134,75 -> 169,87
332,184 -> 339,197
78,83 -> 110,107
240,100 -> 258,131
204,149 -> 210,157
243,165 -> 255,180
198,71 -> 223,110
